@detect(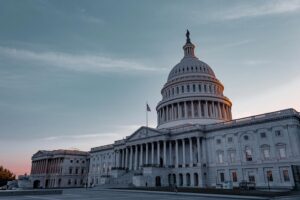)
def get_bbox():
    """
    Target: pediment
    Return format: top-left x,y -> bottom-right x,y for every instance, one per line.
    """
126,127 -> 161,141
